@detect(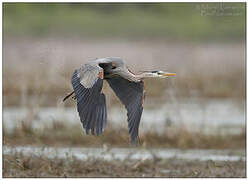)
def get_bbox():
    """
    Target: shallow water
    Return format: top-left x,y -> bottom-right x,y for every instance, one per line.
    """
3,146 -> 245,162
3,99 -> 245,135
